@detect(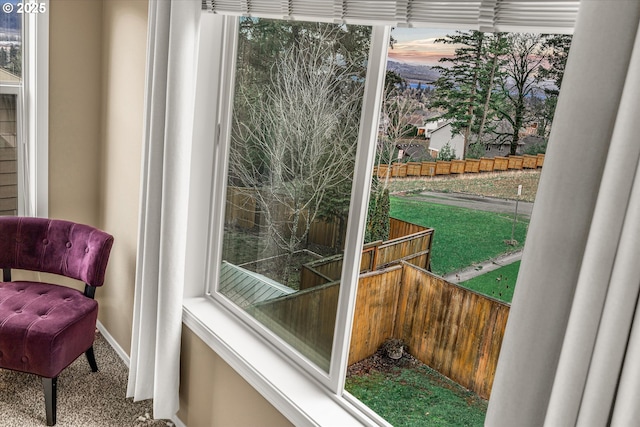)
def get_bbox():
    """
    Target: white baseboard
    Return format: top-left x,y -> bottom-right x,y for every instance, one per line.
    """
96,320 -> 130,368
